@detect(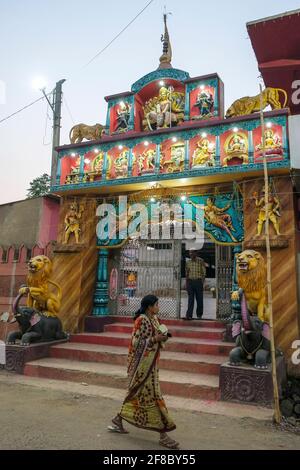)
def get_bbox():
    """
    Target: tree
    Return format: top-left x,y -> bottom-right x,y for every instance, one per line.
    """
27,173 -> 51,198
